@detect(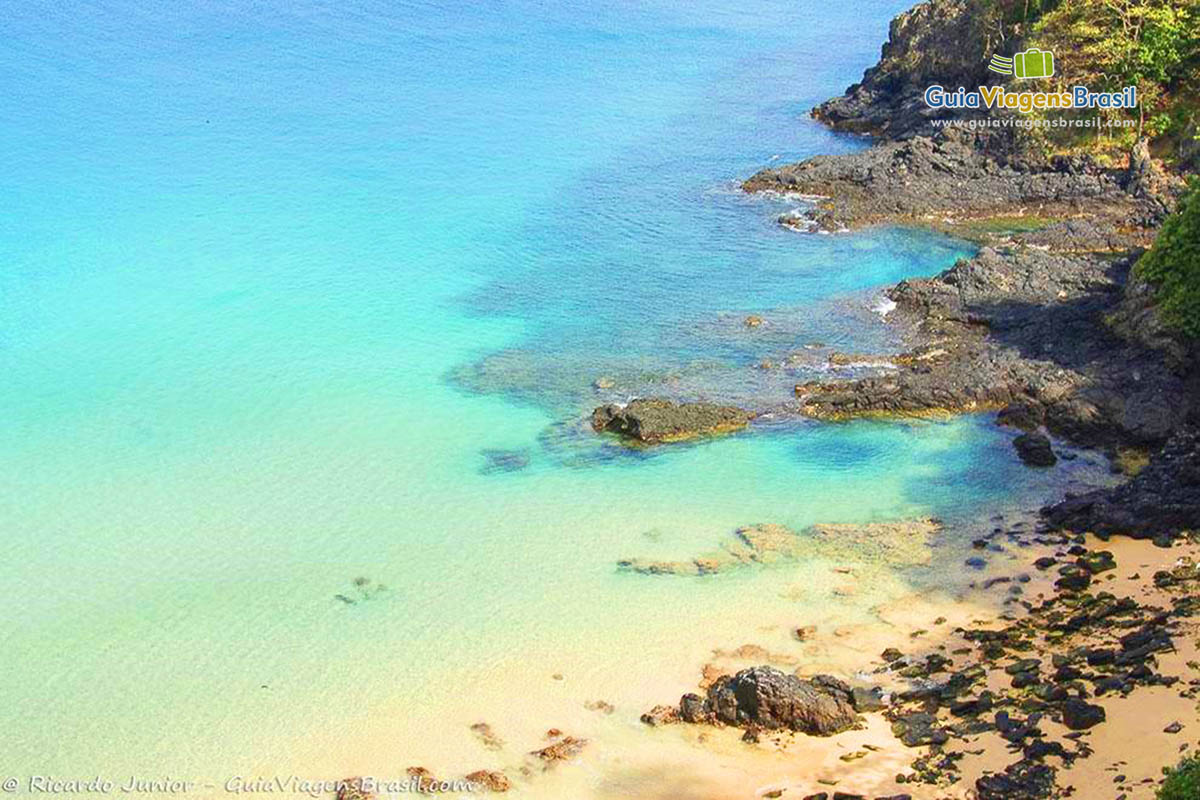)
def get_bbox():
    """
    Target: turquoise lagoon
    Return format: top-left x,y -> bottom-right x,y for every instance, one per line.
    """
1,1 -> 1113,796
